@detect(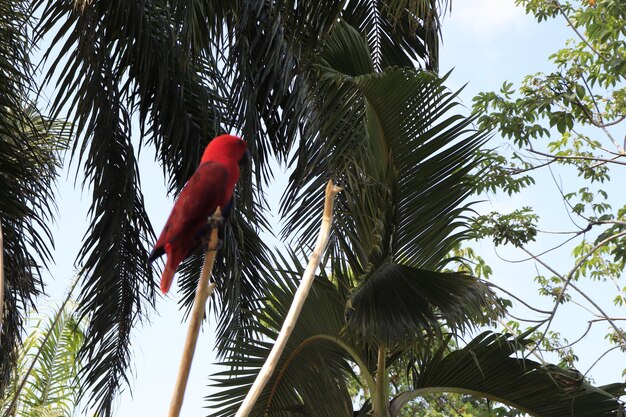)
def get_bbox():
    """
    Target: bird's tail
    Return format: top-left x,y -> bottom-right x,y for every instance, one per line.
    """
160,262 -> 176,294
